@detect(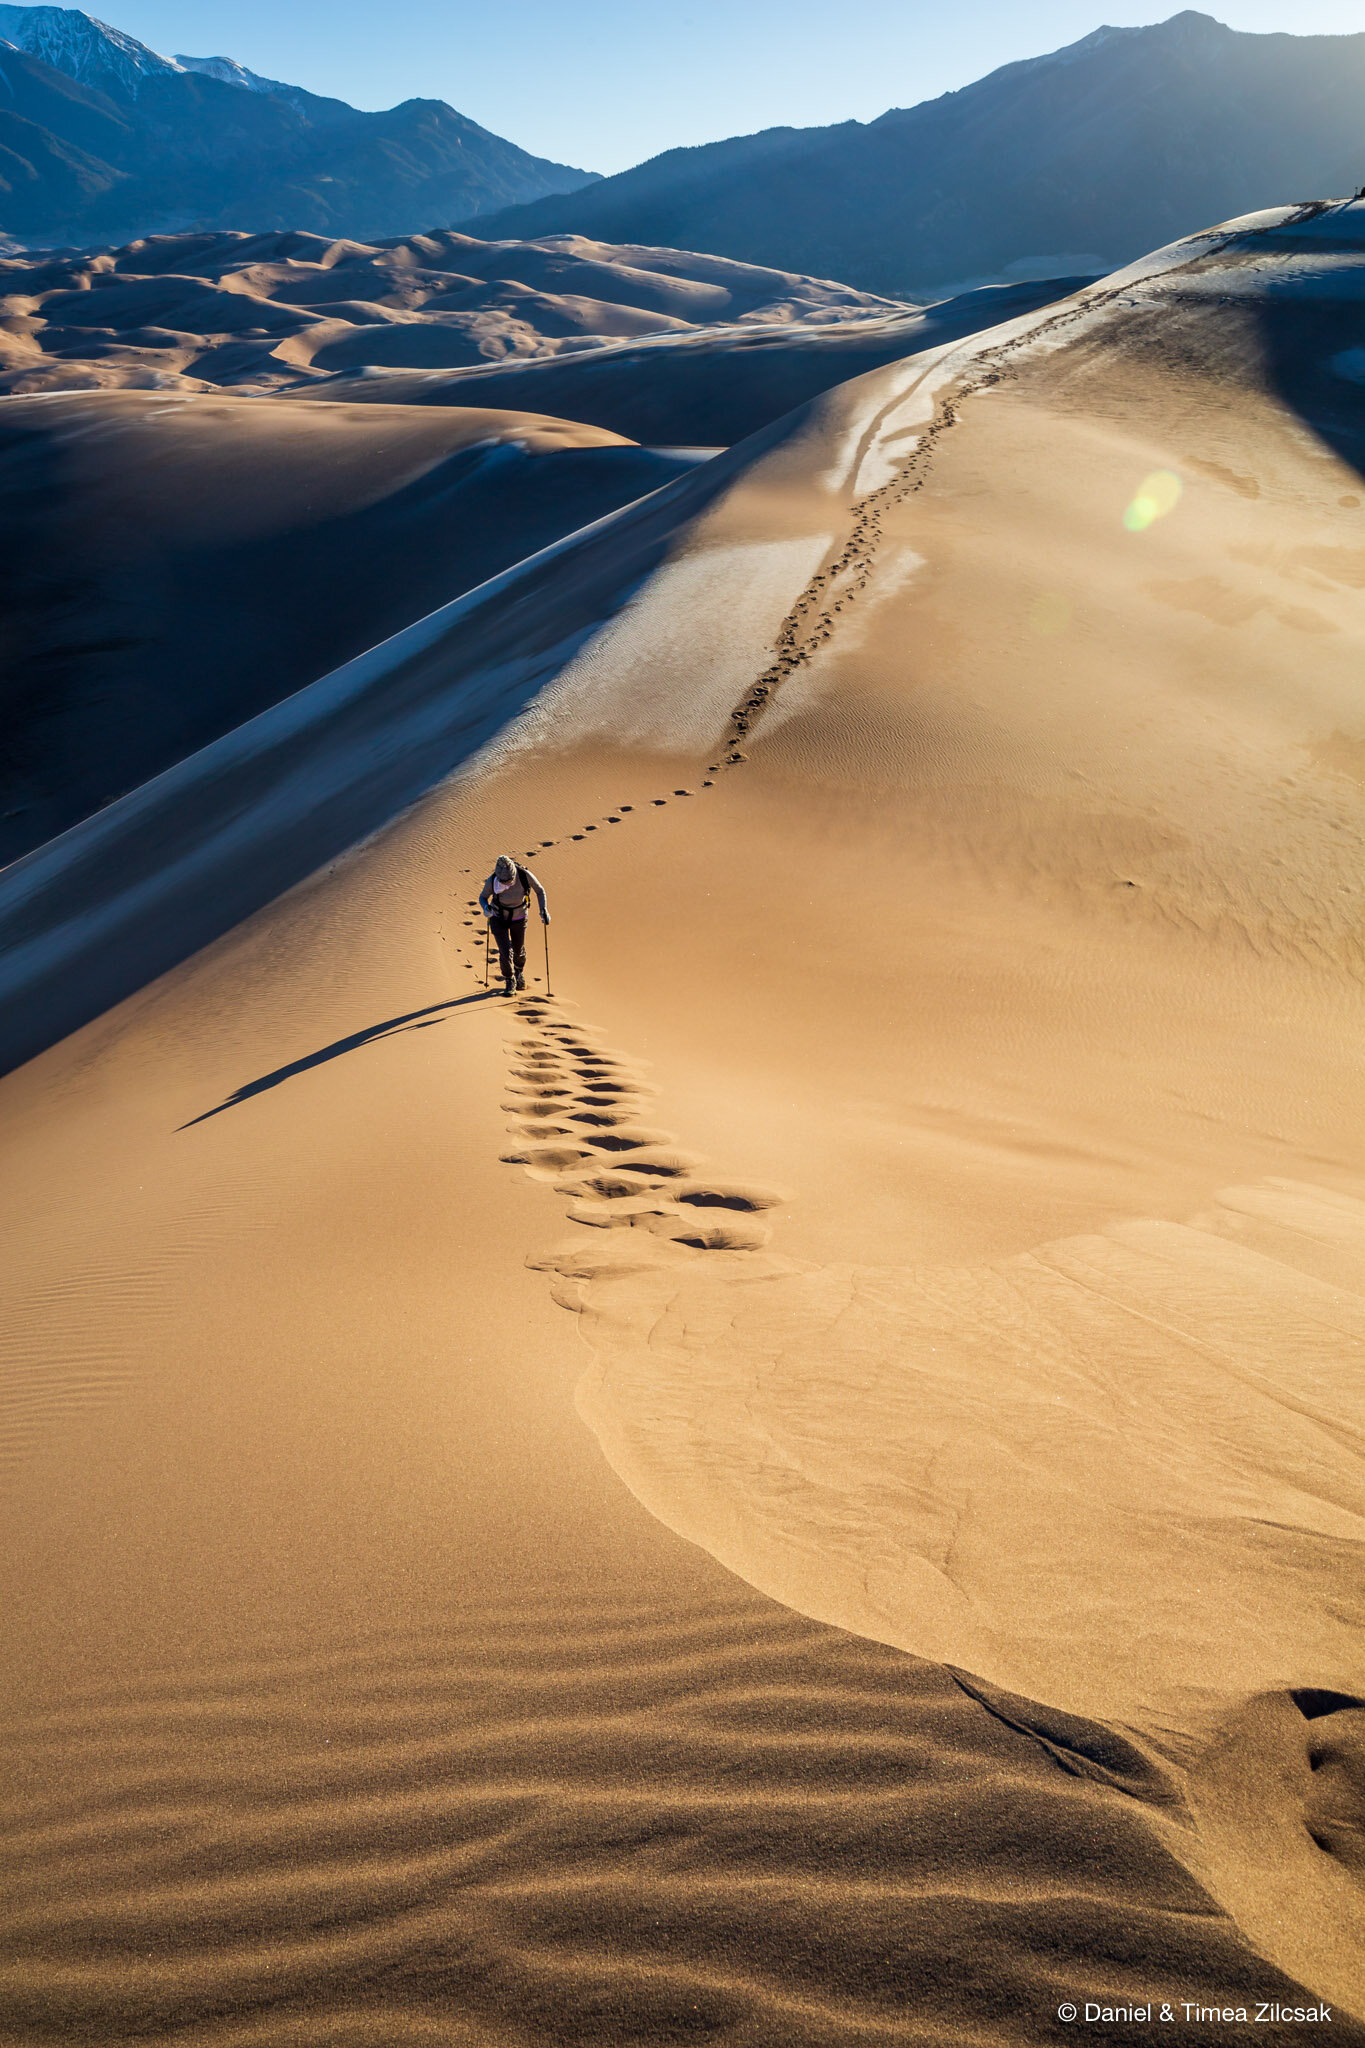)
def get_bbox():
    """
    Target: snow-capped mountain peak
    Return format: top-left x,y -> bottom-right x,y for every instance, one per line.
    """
0,6 -> 321,111
175,52 -> 295,98
0,4 -> 181,92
